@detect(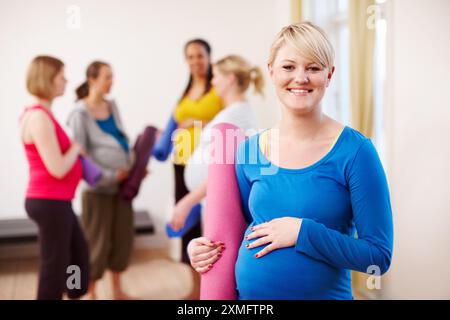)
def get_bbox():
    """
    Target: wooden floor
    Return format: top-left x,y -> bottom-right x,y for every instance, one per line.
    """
0,248 -> 194,300
0,247 -> 369,300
